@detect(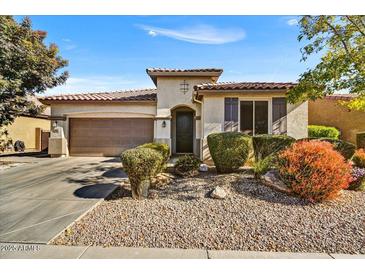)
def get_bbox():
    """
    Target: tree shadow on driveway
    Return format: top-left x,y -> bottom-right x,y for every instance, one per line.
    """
64,160 -> 128,199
